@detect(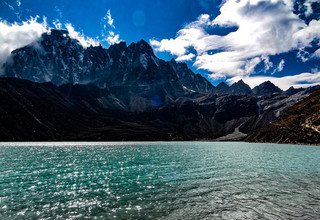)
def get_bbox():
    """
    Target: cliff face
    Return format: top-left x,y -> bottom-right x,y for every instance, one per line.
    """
246,89 -> 320,145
